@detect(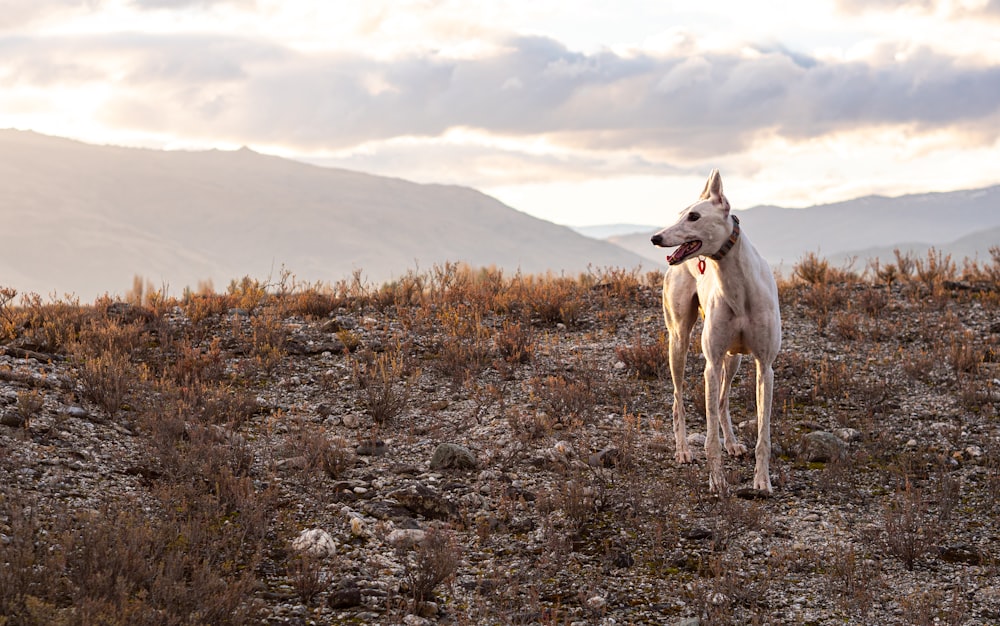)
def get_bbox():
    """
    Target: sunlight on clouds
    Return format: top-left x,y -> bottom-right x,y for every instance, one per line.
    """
487,175 -> 706,227
731,126 -> 1000,209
